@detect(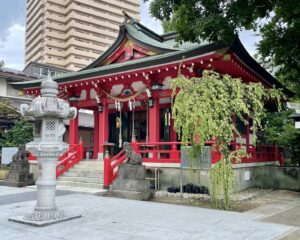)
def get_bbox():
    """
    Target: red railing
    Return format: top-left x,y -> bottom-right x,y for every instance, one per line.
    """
134,141 -> 181,163
28,143 -> 84,177
209,142 -> 283,165
242,144 -> 283,165
103,149 -> 126,189
56,143 -> 84,178
103,141 -> 182,188
103,141 -> 284,188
